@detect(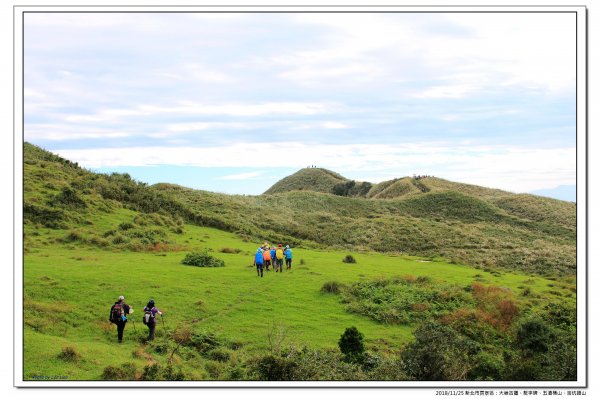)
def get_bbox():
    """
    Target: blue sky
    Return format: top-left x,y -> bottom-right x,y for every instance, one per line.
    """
24,12 -> 576,199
